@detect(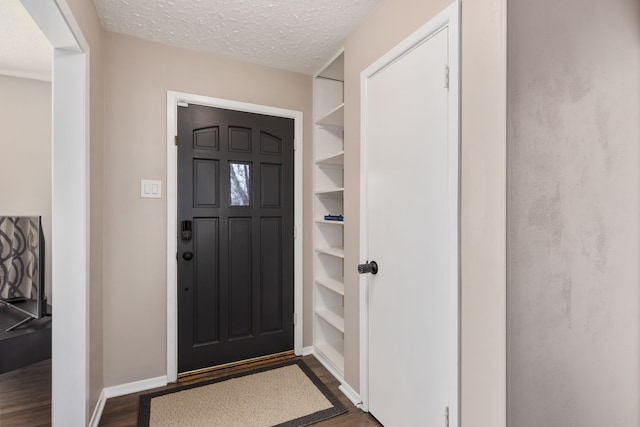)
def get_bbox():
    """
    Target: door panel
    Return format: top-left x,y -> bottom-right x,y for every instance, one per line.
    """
261,164 -> 282,208
194,160 -> 219,207
260,217 -> 283,333
194,217 -> 219,345
364,28 -> 458,426
228,217 -> 252,339
178,104 -> 294,373
260,132 -> 282,155
229,127 -> 251,152
193,126 -> 219,150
